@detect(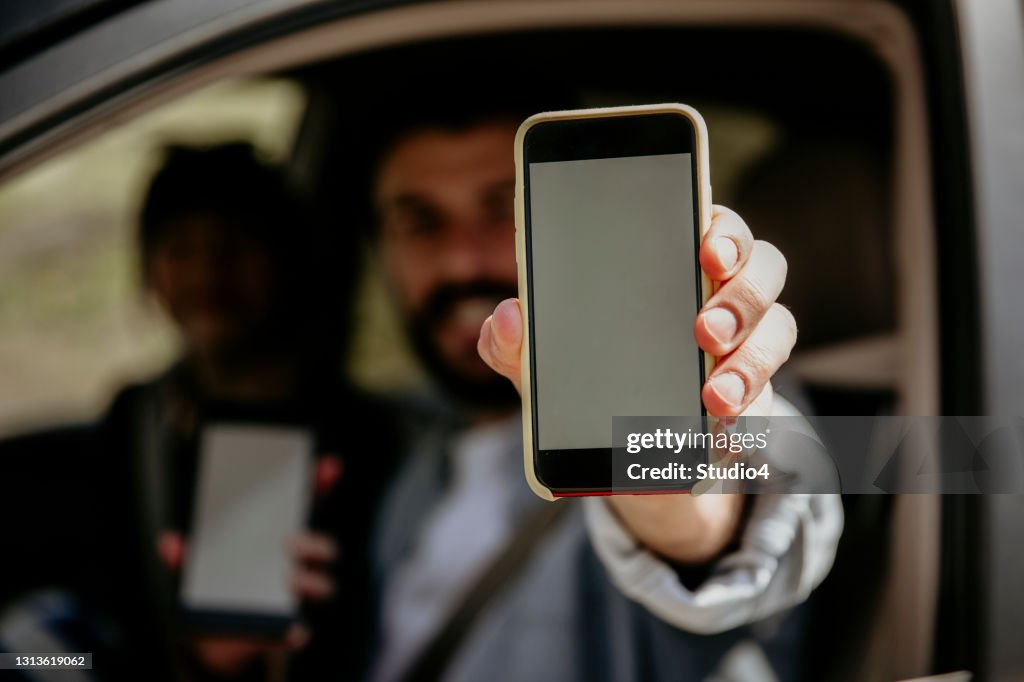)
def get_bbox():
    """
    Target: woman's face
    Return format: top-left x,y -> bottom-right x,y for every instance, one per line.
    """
147,212 -> 277,358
